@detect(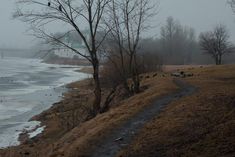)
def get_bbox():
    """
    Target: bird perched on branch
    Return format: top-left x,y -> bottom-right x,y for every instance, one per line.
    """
48,1 -> 51,6
59,5 -> 62,12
